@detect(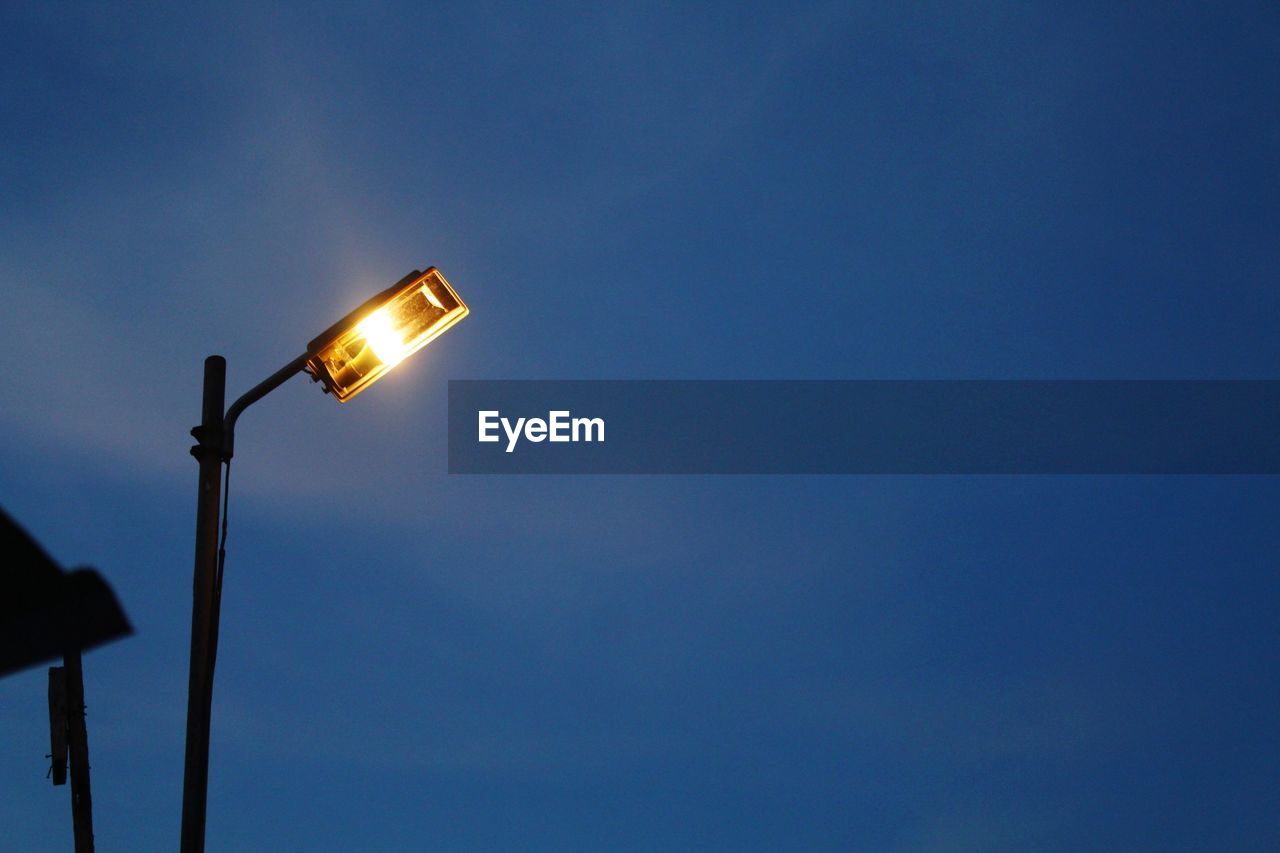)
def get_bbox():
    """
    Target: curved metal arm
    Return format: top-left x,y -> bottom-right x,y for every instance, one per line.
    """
222,352 -> 312,458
